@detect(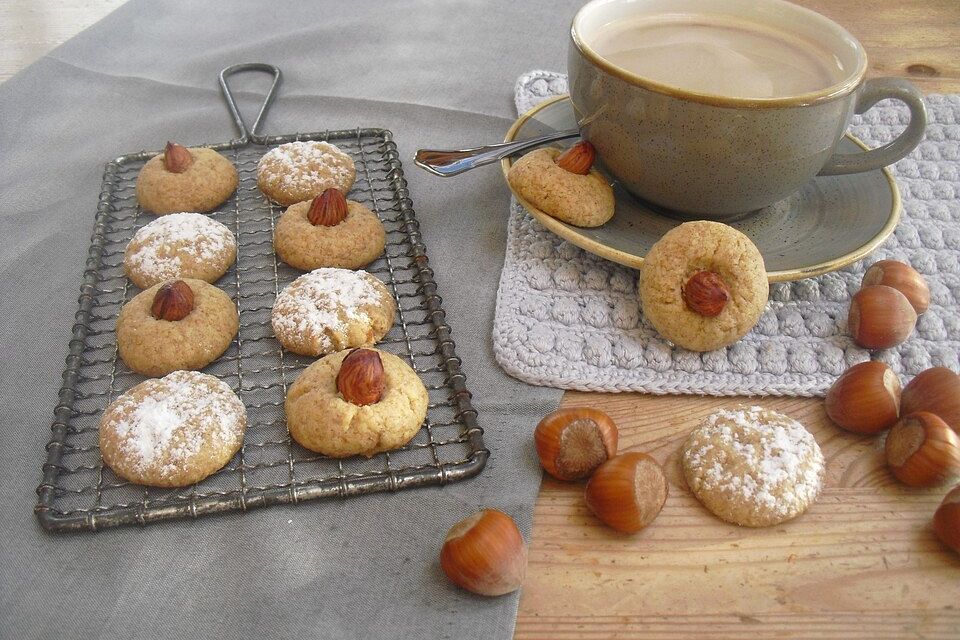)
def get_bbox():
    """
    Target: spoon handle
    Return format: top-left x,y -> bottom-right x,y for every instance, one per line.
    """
414,129 -> 580,177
